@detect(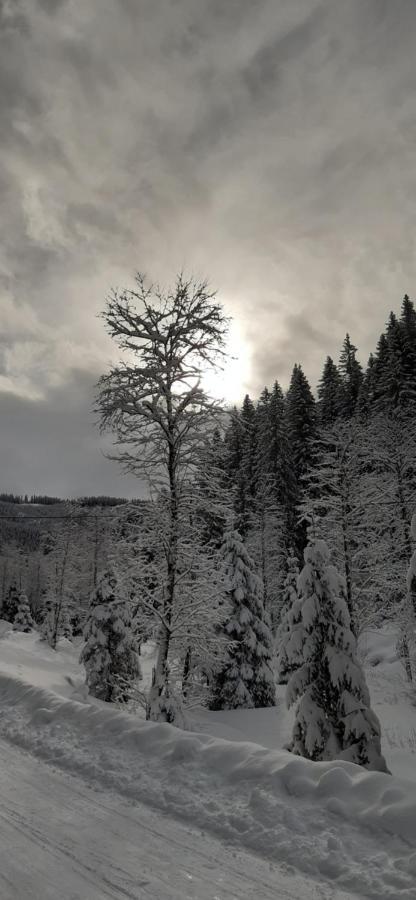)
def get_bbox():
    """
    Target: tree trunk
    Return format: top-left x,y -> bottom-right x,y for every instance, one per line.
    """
340,474 -> 355,633
147,443 -> 178,721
